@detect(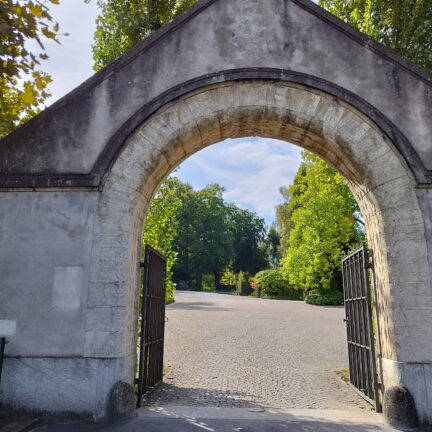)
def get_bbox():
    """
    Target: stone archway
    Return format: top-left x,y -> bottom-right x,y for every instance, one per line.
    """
88,80 -> 429,419
1,0 -> 432,425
